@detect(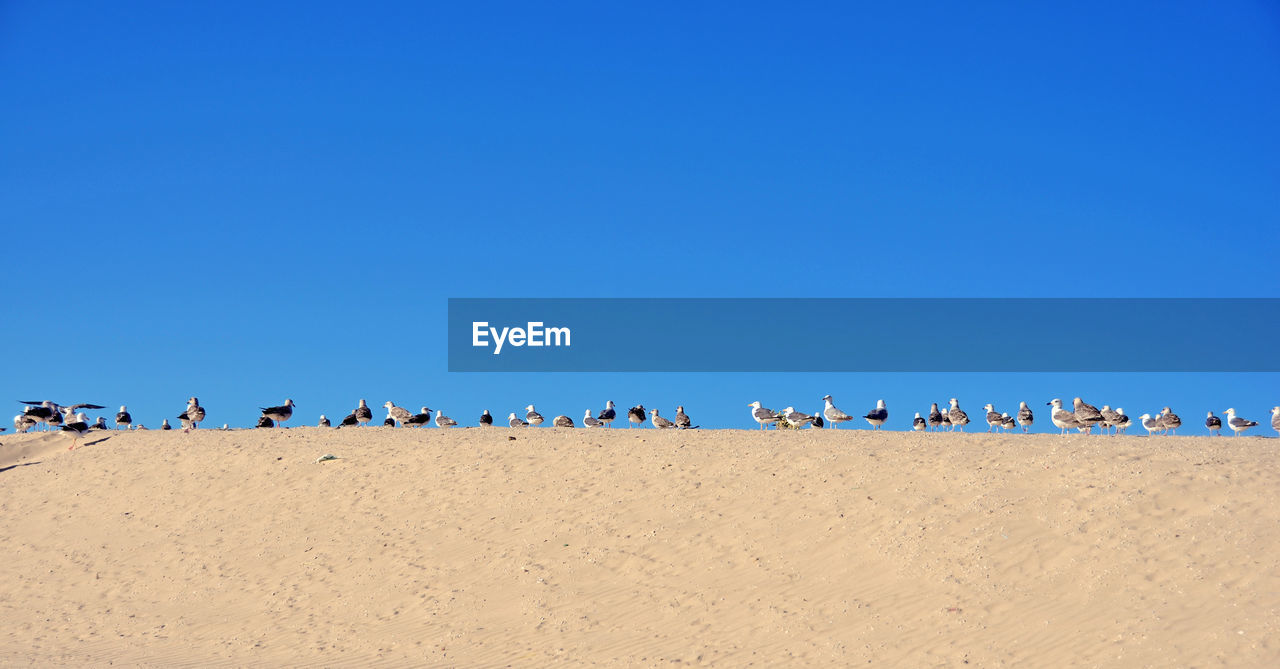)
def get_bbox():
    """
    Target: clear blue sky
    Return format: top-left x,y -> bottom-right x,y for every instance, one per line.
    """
2,1 -> 1277,430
